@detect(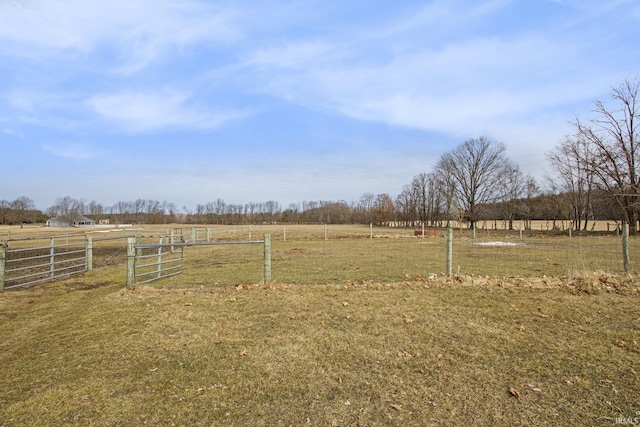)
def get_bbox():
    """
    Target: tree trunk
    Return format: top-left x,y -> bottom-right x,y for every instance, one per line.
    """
627,206 -> 638,235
